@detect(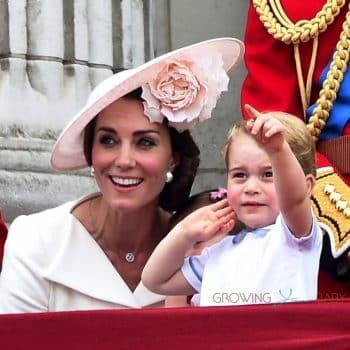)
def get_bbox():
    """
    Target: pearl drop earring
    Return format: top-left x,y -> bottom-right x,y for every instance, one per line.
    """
165,171 -> 173,183
90,167 -> 95,177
